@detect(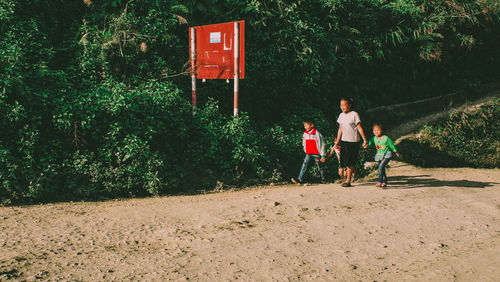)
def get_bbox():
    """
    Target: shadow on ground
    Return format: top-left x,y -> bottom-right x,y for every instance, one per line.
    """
374,175 -> 498,189
397,139 -> 476,168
